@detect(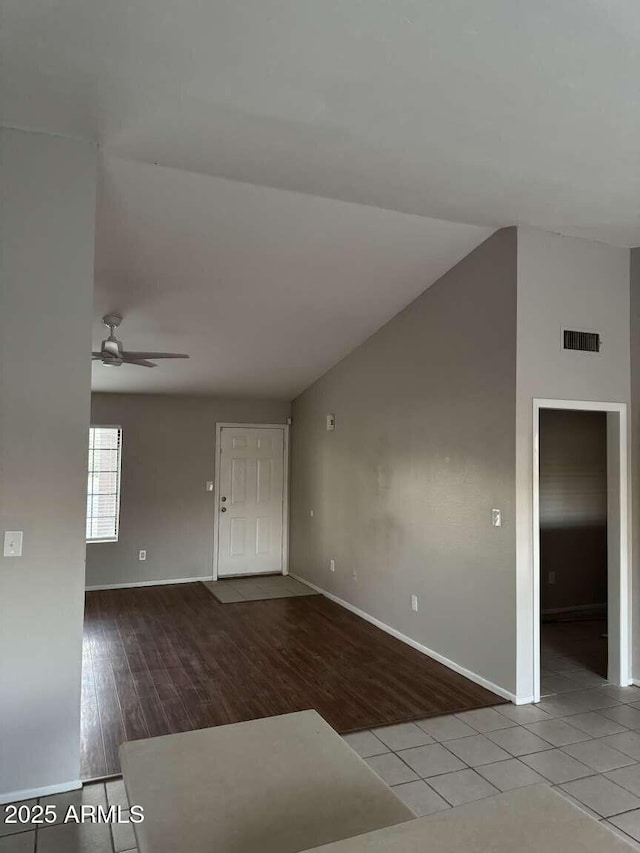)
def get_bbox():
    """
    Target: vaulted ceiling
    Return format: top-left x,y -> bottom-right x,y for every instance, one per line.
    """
93,157 -> 490,396
4,1 -> 639,394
